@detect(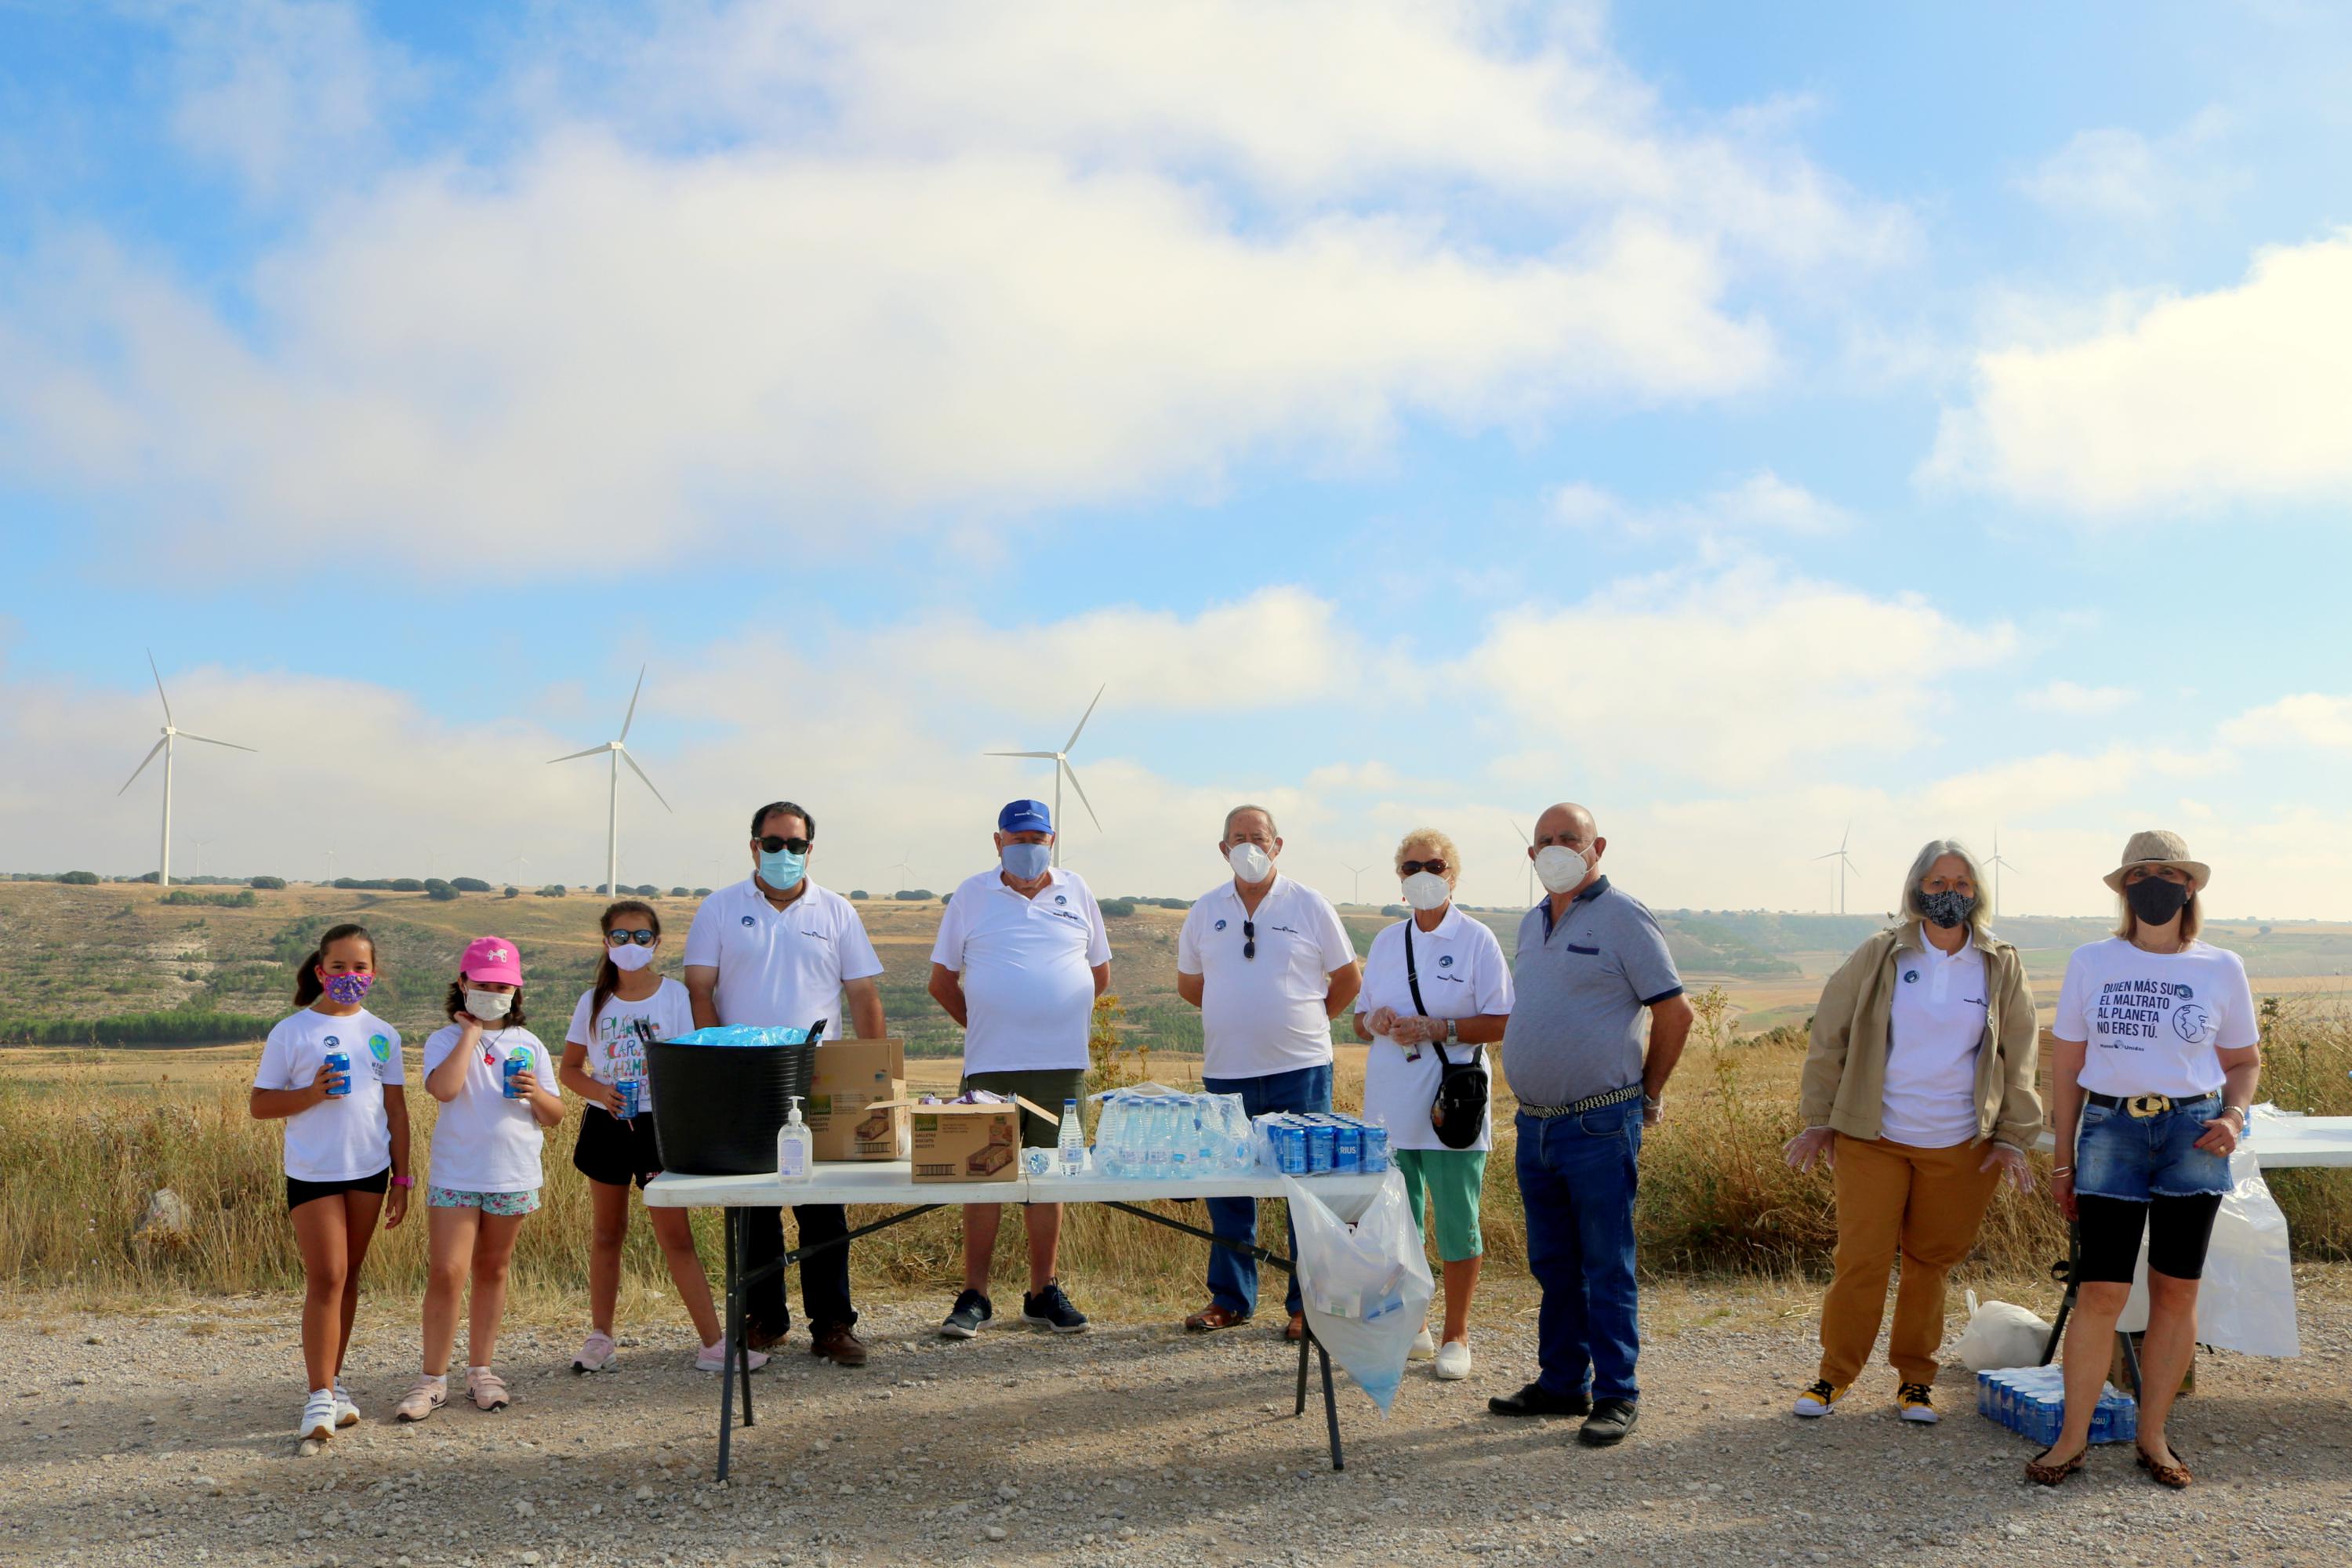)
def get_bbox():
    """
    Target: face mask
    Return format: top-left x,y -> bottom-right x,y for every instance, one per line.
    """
758,846 -> 807,890
2125,877 -> 2191,926
1534,844 -> 1588,895
464,987 -> 514,1020
1001,841 -> 1052,880
1401,870 -> 1451,912
1918,889 -> 1976,930
321,971 -> 374,1005
608,942 -> 656,973
1228,843 -> 1273,882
